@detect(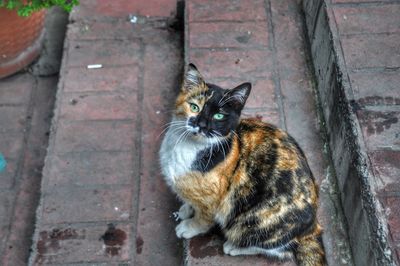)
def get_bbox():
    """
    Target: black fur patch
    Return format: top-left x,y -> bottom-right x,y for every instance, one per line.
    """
191,136 -> 233,172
